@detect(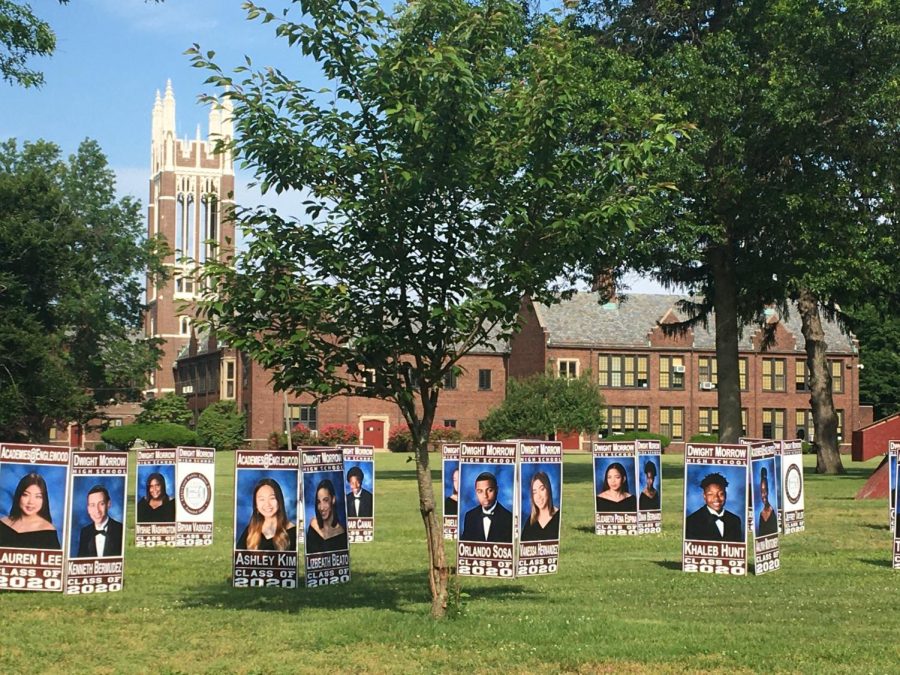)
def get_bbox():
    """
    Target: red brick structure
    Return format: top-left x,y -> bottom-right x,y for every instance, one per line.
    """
143,81 -> 235,397
509,294 -> 864,452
